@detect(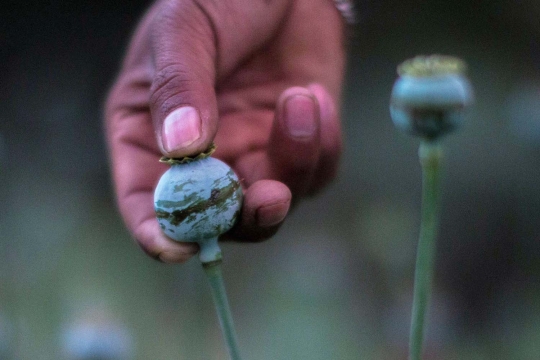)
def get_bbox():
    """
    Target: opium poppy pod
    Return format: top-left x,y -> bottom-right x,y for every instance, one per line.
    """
154,145 -> 243,264
390,55 -> 474,139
